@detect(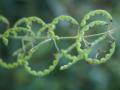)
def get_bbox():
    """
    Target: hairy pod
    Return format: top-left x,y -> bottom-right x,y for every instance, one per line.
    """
0,15 -> 10,27
24,53 -> 60,76
51,15 -> 82,70
81,9 -> 112,27
0,10 -> 116,76
84,40 -> 115,64
14,16 -> 47,36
